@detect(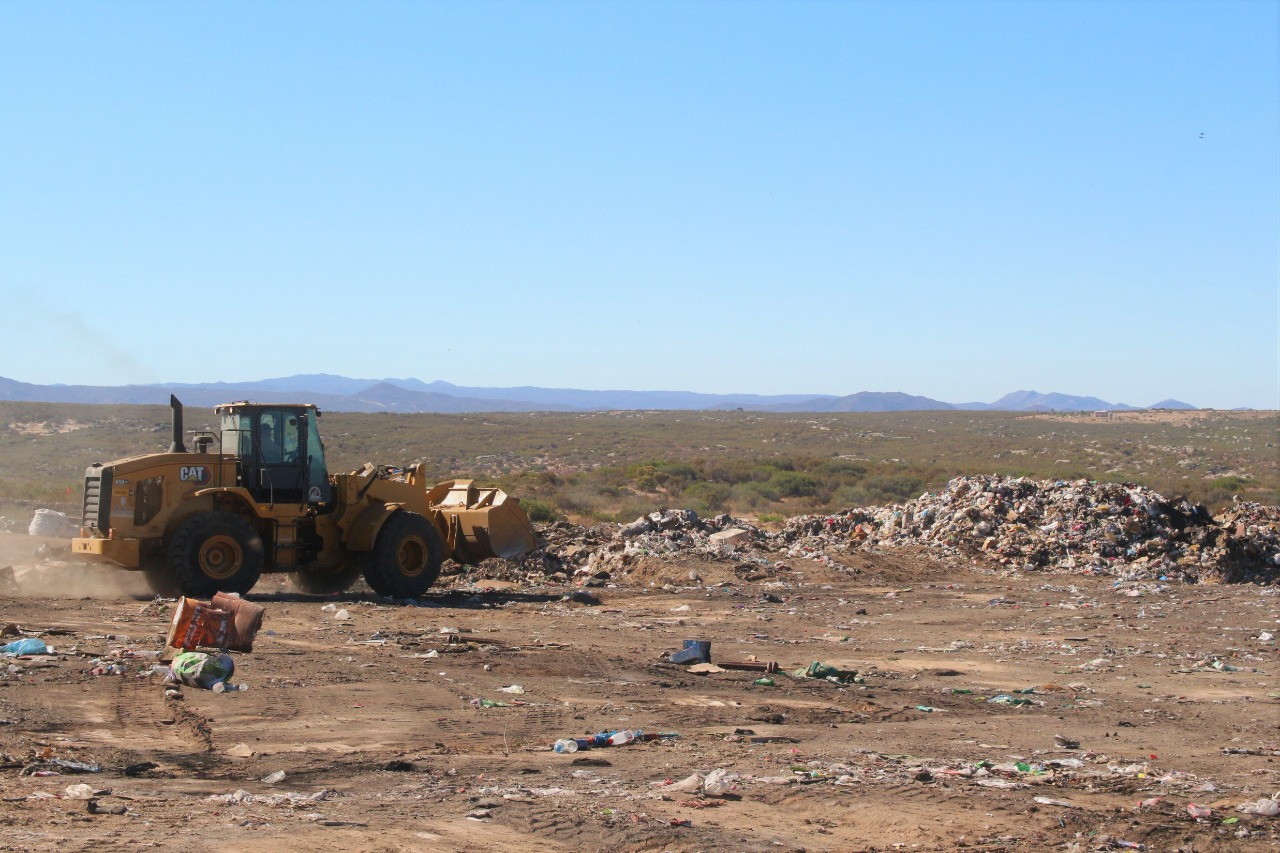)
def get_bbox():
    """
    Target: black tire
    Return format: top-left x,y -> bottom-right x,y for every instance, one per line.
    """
289,564 -> 361,595
138,547 -> 181,597
141,566 -> 182,598
167,512 -> 264,598
362,511 -> 443,599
